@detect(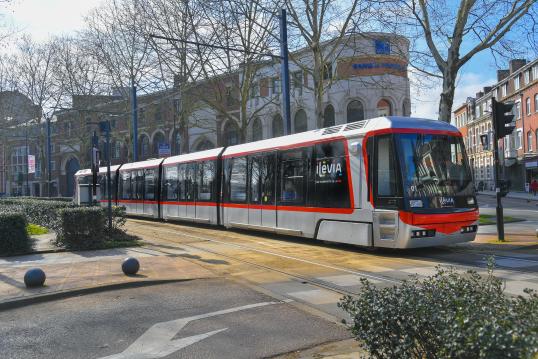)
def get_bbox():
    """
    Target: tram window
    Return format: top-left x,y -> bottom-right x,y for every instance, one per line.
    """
135,170 -> 144,200
280,149 -> 306,205
311,141 -> 350,208
261,154 -> 275,205
99,175 -> 106,199
185,163 -> 196,201
164,166 -> 179,200
315,141 -> 345,158
198,161 -> 215,201
120,172 -> 131,200
374,135 -> 402,208
226,157 -> 247,203
178,164 -> 187,200
145,168 -> 155,200
250,157 -> 261,204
